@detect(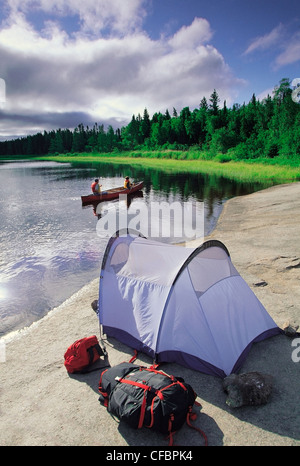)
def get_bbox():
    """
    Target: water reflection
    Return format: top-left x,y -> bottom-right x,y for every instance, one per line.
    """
74,159 -> 270,201
91,190 -> 144,218
75,160 -> 271,237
